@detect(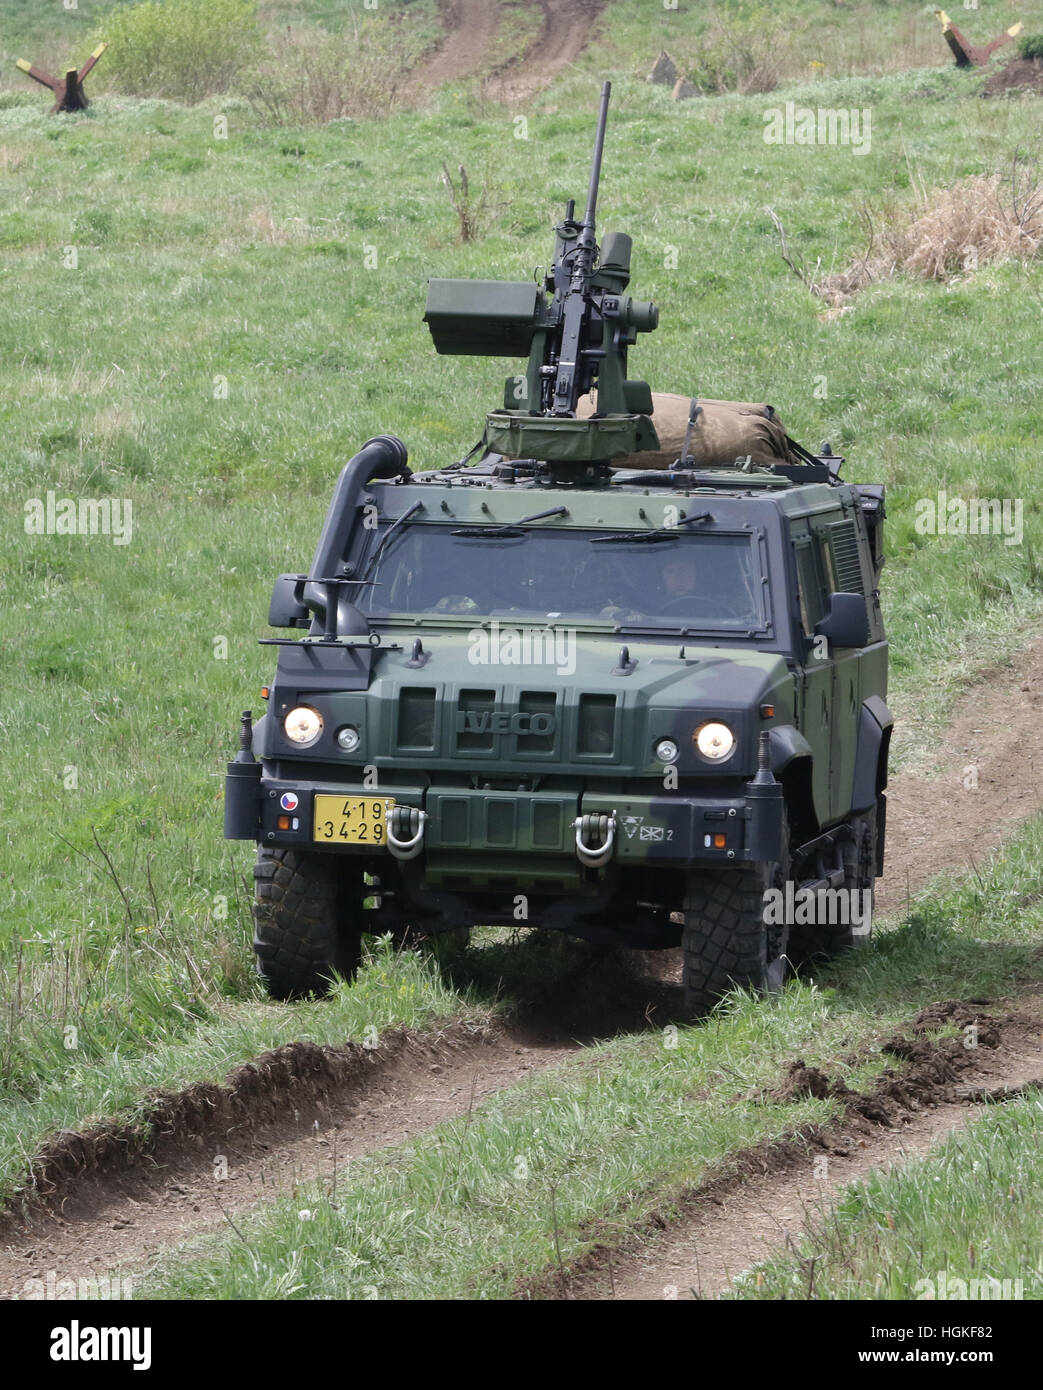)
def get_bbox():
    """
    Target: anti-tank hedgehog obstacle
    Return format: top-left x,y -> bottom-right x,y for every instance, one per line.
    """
15,44 -> 107,113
